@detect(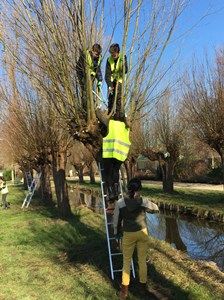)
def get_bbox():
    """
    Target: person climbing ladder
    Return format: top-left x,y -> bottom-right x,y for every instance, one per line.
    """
102,114 -> 130,210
